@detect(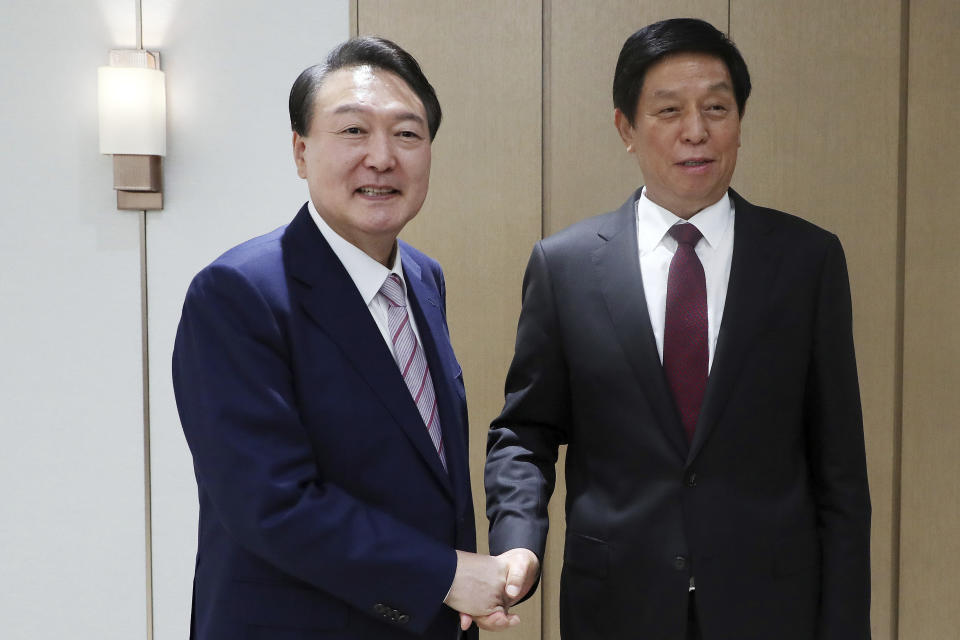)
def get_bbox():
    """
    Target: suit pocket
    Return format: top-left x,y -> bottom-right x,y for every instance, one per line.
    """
233,580 -> 349,631
773,532 -> 820,577
564,531 -> 610,579
560,533 -> 614,637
